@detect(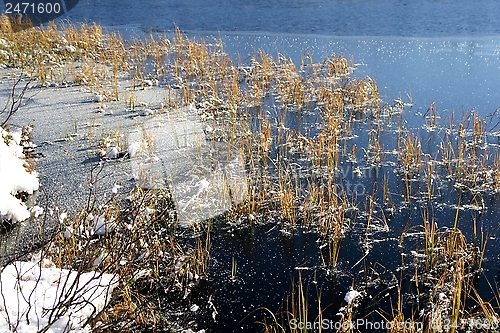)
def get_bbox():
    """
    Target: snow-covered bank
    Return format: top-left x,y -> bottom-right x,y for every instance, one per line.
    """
0,127 -> 39,223
0,257 -> 117,332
